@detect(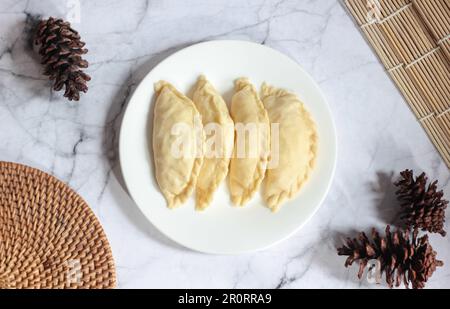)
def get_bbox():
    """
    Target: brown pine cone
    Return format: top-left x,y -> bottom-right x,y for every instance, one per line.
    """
337,226 -> 443,289
34,17 -> 90,101
395,170 -> 447,236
